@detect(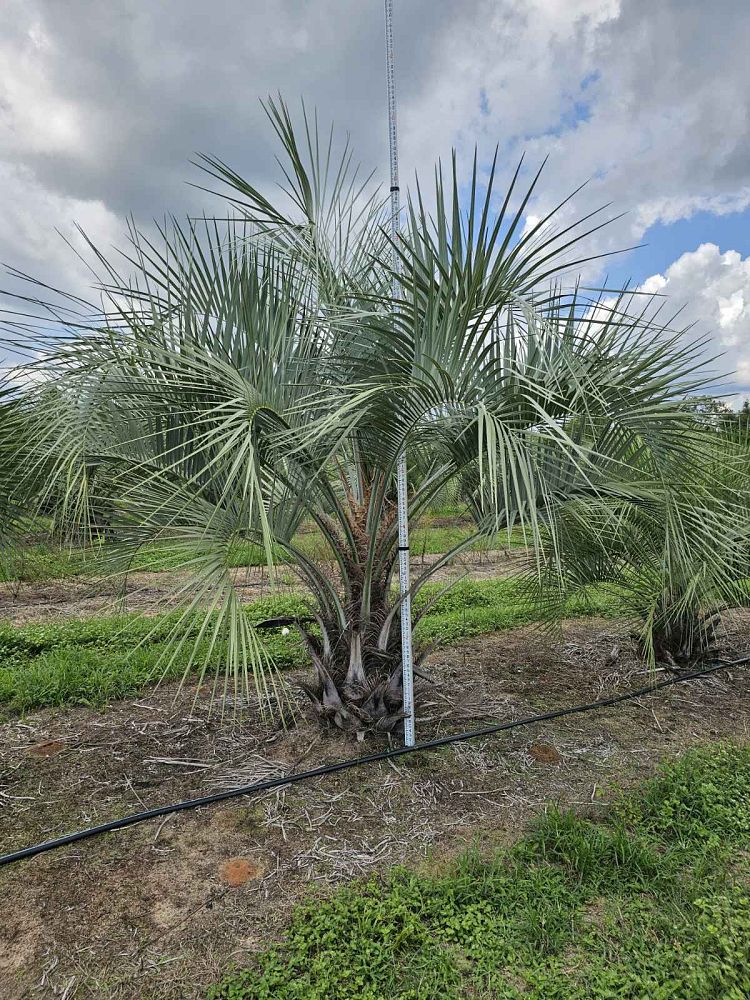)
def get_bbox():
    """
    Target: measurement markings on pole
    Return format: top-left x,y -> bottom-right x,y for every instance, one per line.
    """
384,0 -> 416,746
